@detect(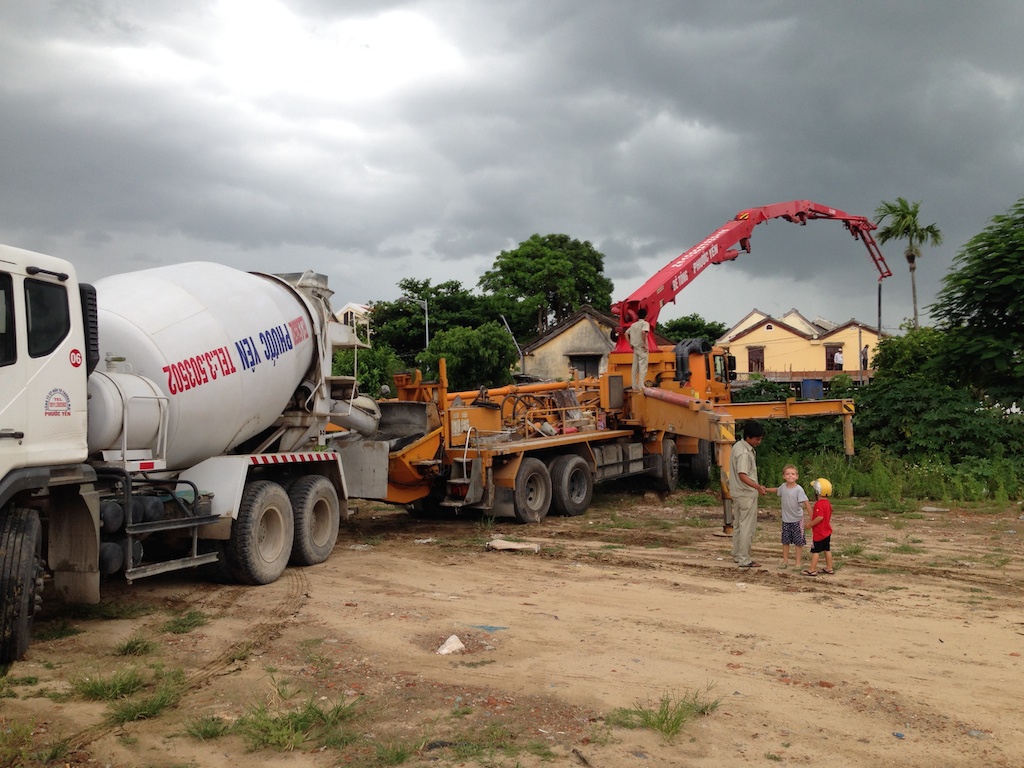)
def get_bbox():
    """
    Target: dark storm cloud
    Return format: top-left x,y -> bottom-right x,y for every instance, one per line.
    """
1,0 -> 1022,329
